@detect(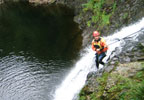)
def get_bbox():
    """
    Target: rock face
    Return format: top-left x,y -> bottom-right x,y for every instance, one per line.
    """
79,30 -> 144,100
79,61 -> 144,100
1,1 -> 144,99
79,0 -> 144,46
29,0 -> 55,4
18,0 -> 144,47
0,0 -> 3,4
22,0 -> 144,100
114,30 -> 144,63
